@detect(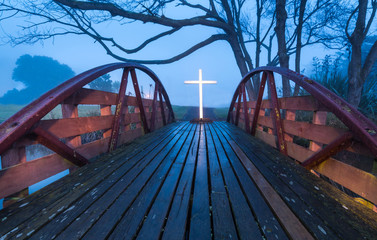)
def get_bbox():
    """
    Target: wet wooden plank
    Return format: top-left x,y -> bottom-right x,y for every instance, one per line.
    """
2,121 -> 376,240
212,123 -> 312,240
218,122 -> 377,239
209,123 -> 289,240
209,124 -> 264,240
161,125 -> 200,240
188,124 -> 211,240
54,123 -> 191,240
102,124 -> 193,240
205,124 -> 238,240
0,123 -> 183,239
136,124 -> 197,240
